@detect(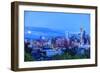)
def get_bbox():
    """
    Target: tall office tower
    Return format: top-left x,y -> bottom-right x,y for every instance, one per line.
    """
80,26 -> 84,45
